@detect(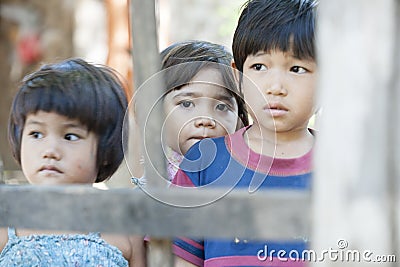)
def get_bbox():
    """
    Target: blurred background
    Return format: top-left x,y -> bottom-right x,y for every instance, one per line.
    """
0,0 -> 244,183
